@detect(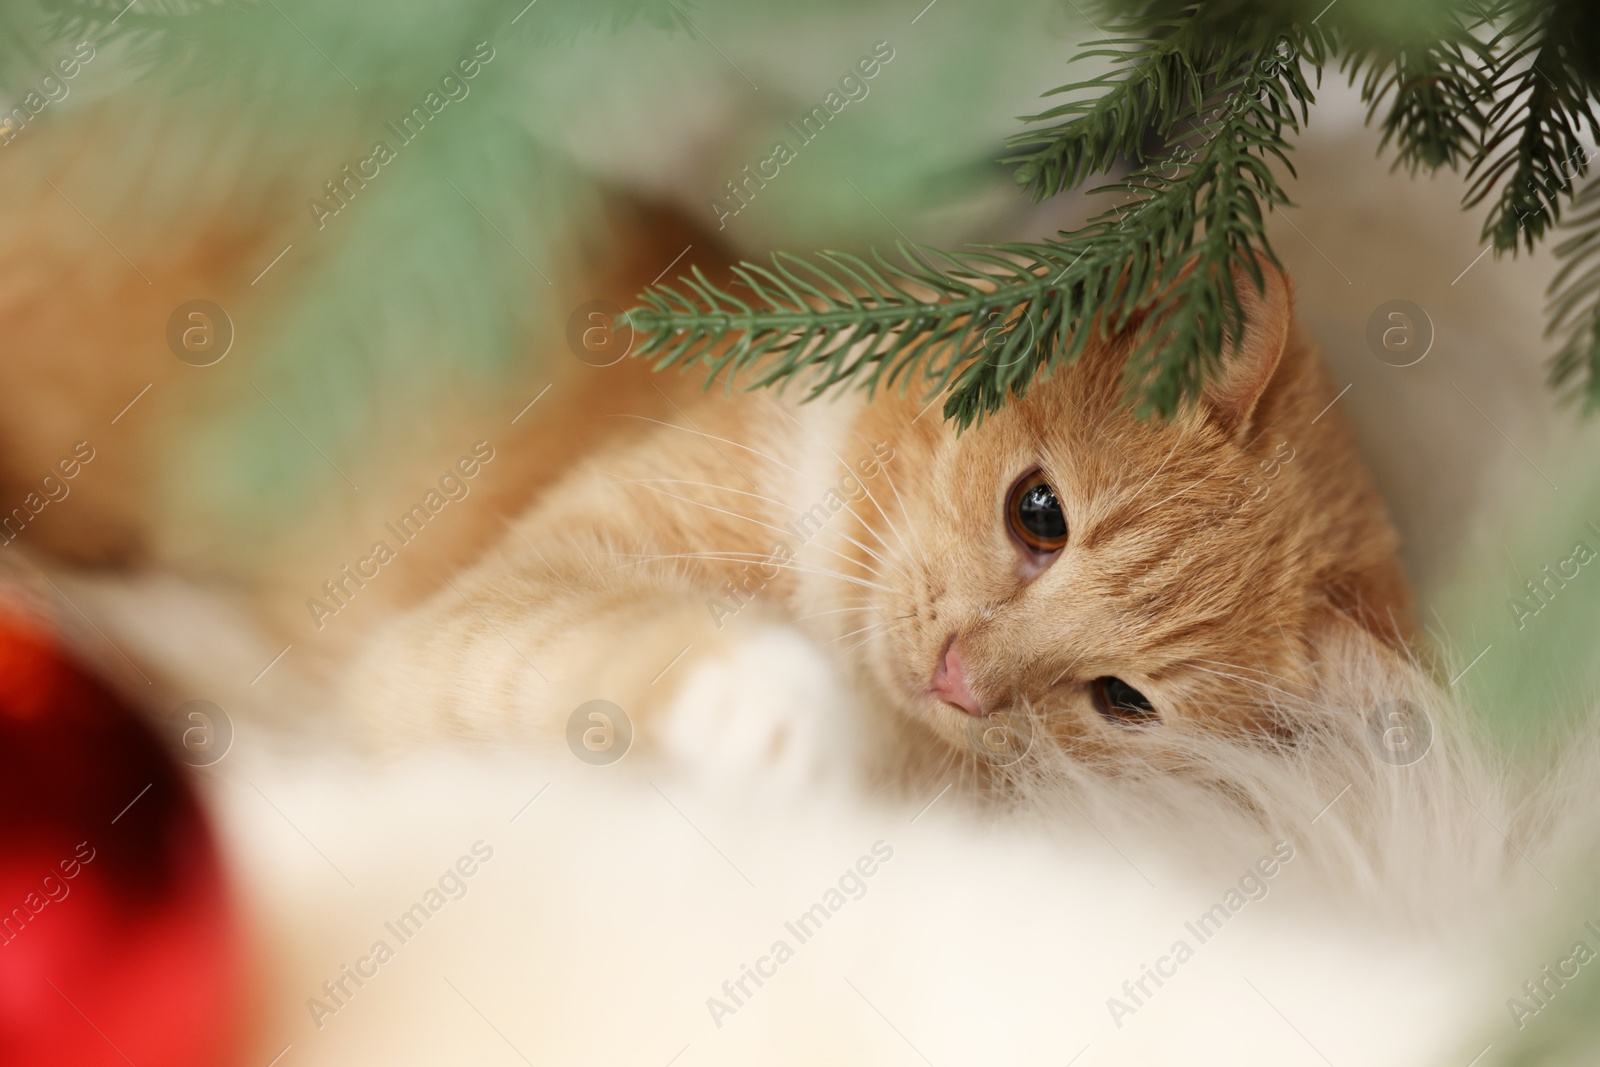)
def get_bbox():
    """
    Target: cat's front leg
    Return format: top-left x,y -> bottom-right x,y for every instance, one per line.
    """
344,563 -> 865,792
654,620 -> 866,795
